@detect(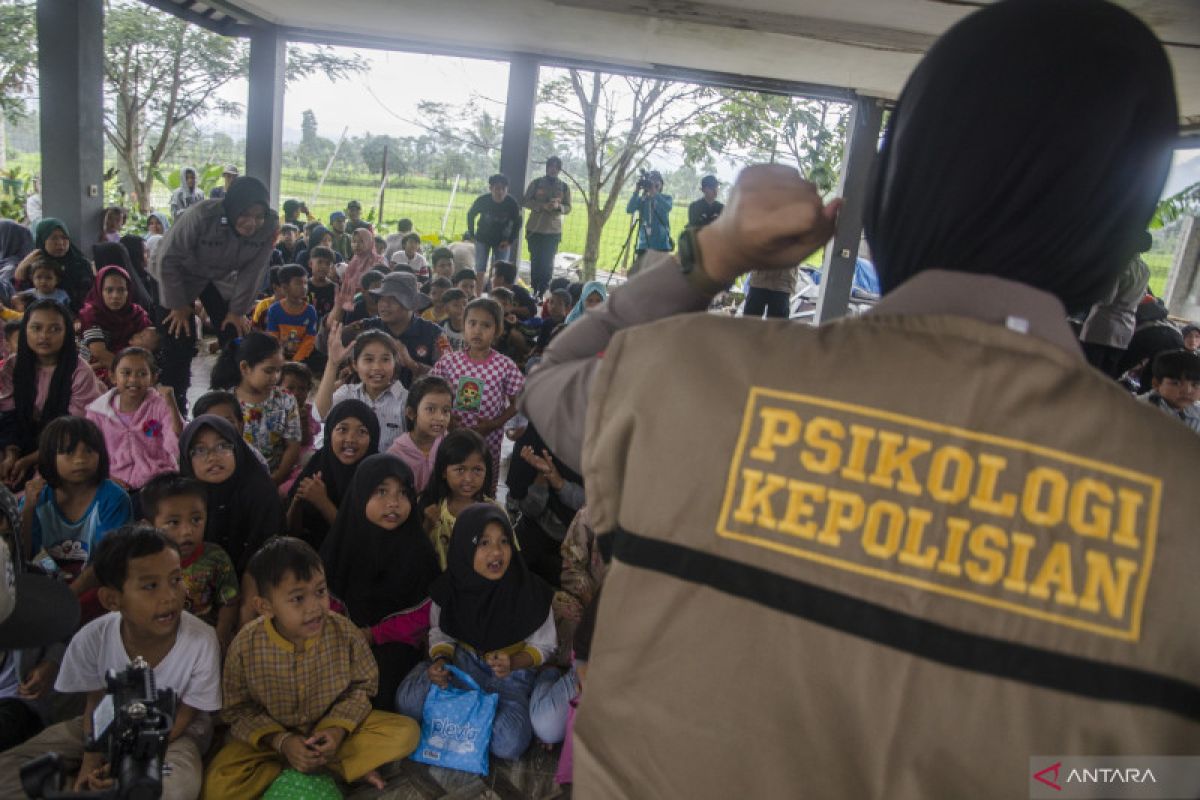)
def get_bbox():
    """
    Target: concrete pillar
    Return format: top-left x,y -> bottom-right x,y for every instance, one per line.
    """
1163,214 -> 1200,320
499,55 -> 540,197
815,95 -> 885,324
37,0 -> 104,247
246,25 -> 286,208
